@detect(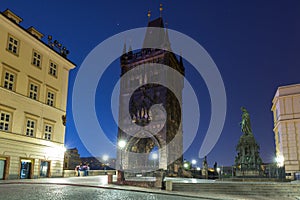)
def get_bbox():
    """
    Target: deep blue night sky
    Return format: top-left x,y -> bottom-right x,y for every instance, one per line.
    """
1,0 -> 300,167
